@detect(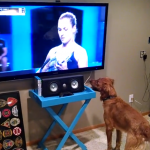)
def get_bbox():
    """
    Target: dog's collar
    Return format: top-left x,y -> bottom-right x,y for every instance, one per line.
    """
102,96 -> 117,101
